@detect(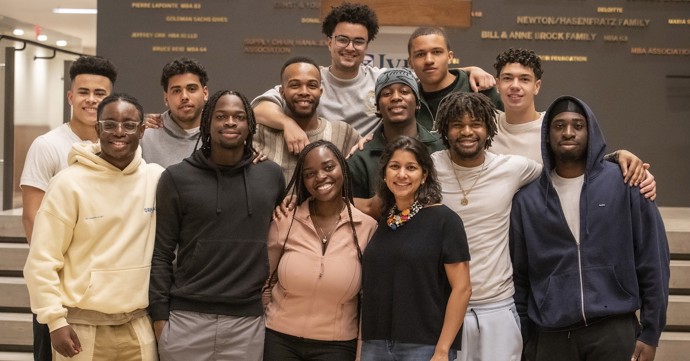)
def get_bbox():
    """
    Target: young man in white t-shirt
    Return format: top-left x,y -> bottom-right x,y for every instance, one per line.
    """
432,92 -> 541,361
